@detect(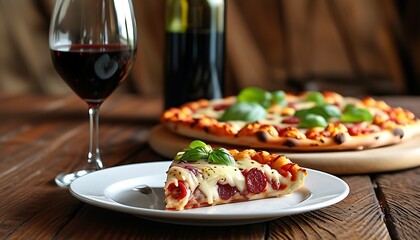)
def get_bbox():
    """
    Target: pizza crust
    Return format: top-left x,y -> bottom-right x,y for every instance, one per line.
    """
163,121 -> 420,151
